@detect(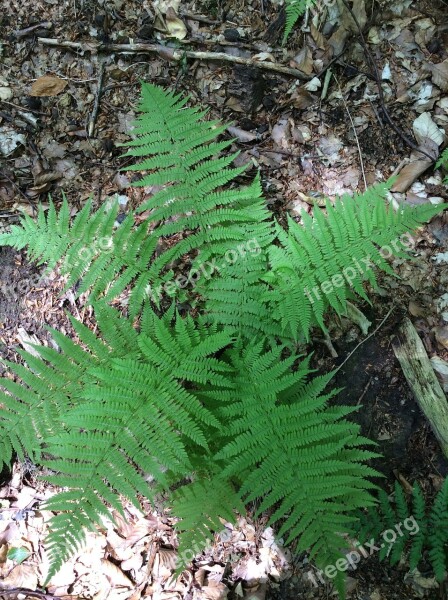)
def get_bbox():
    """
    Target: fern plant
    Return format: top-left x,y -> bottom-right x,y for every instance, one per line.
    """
0,82 -> 445,594
356,479 -> 448,581
436,147 -> 448,184
283,0 -> 315,44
